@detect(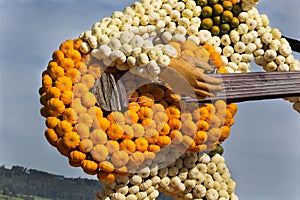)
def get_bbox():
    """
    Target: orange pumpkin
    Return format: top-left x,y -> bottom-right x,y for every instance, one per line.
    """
81,159 -> 98,173
97,171 -> 116,183
194,131 -> 208,145
81,92 -> 96,108
68,150 -> 86,162
111,151 -> 129,168
138,107 -> 154,121
60,39 -> 74,54
78,139 -> 94,153
182,135 -> 196,150
168,118 -> 182,130
124,110 -> 139,124
62,108 -> 78,124
45,117 -> 60,129
62,131 -> 80,149
52,50 -> 65,63
227,103 -> 238,116
66,68 -> 81,83
55,76 -> 73,92
90,129 -> 107,145
94,117 -> 111,132
60,90 -> 73,105
46,87 -> 61,99
88,106 -> 103,119
45,128 -> 58,147
60,58 -> 75,71
196,120 -> 210,131
219,126 -> 231,142
135,138 -> 149,152
107,123 -> 124,140
157,122 -> 170,136
128,102 -> 140,112
99,161 -> 115,173
66,49 -> 82,63
141,118 -> 156,129
120,139 -> 136,153
56,138 -> 71,156
45,98 -> 65,117
169,130 -> 183,144
138,93 -> 155,107
56,120 -> 73,137
166,106 -> 181,119
91,144 -> 109,162
157,136 -> 171,147
47,65 -> 64,81
147,144 -> 160,152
